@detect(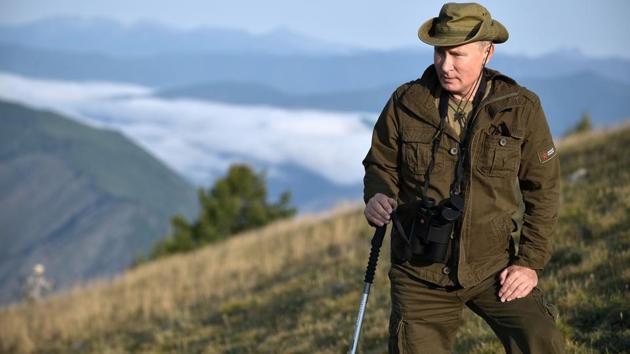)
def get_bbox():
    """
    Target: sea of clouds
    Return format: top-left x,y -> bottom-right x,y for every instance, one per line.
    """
0,72 -> 376,187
